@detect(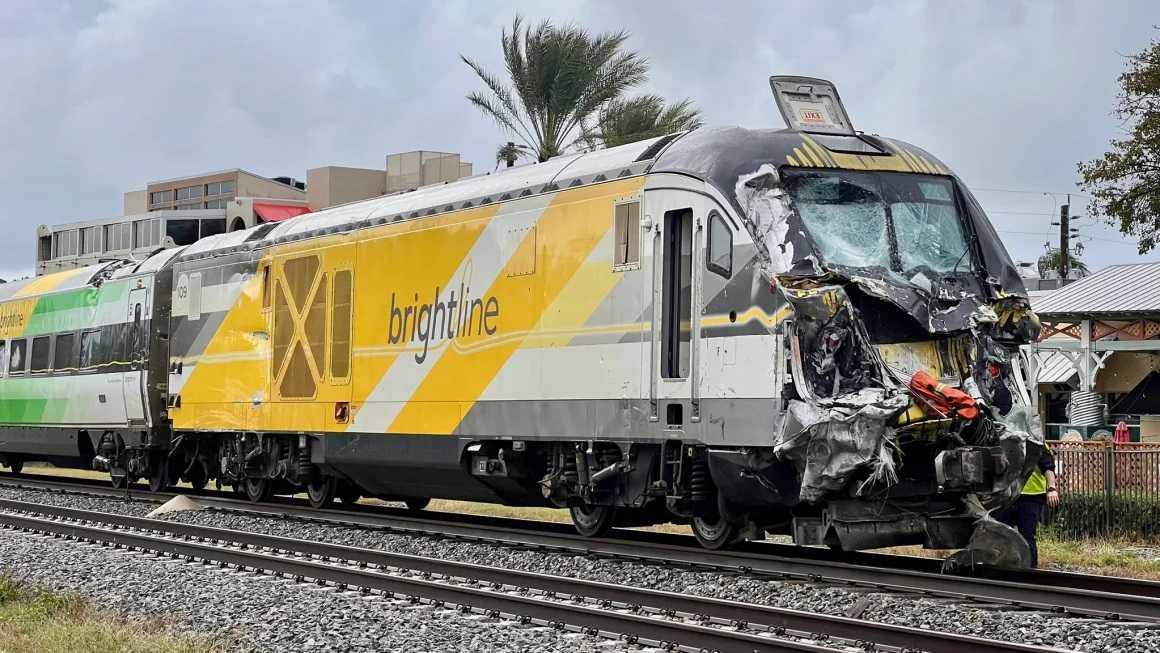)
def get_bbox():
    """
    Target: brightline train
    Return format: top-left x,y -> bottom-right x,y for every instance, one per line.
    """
0,77 -> 1044,554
